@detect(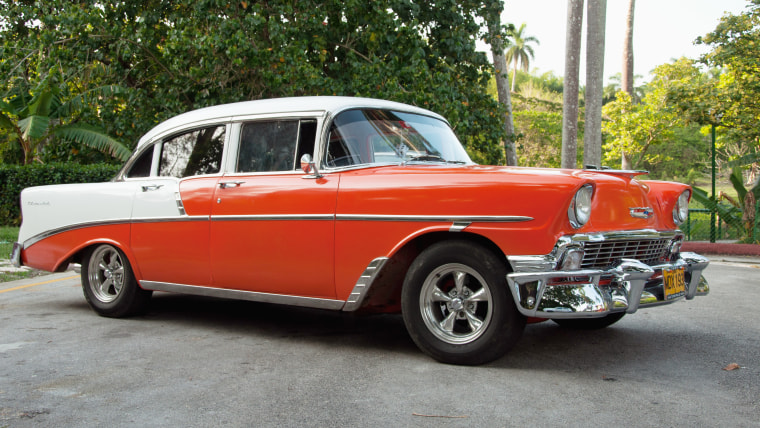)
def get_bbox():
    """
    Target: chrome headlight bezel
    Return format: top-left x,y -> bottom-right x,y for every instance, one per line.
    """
673,190 -> 690,225
568,184 -> 594,229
